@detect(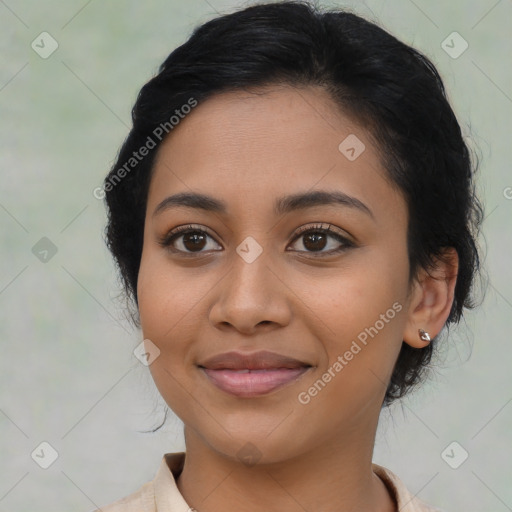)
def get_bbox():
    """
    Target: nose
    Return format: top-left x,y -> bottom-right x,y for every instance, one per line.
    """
208,248 -> 292,335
